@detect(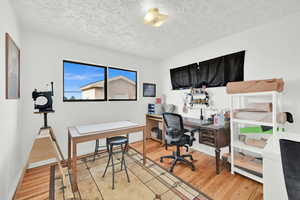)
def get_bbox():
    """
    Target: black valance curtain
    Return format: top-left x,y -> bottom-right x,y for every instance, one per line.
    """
170,51 -> 245,90
223,51 -> 244,84
170,63 -> 197,90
